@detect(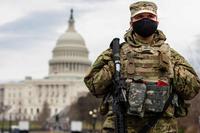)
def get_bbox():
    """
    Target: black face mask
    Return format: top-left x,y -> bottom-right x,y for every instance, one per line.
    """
132,18 -> 158,37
